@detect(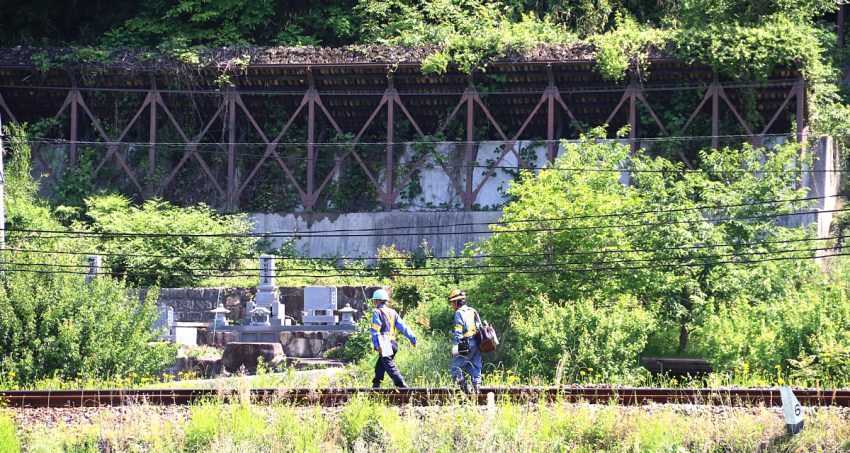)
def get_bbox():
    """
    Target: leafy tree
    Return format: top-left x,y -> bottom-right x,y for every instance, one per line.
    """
0,266 -> 176,384
0,125 -> 176,385
473,128 -> 819,373
356,0 -> 572,74
102,0 -> 358,48
78,195 -> 257,287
